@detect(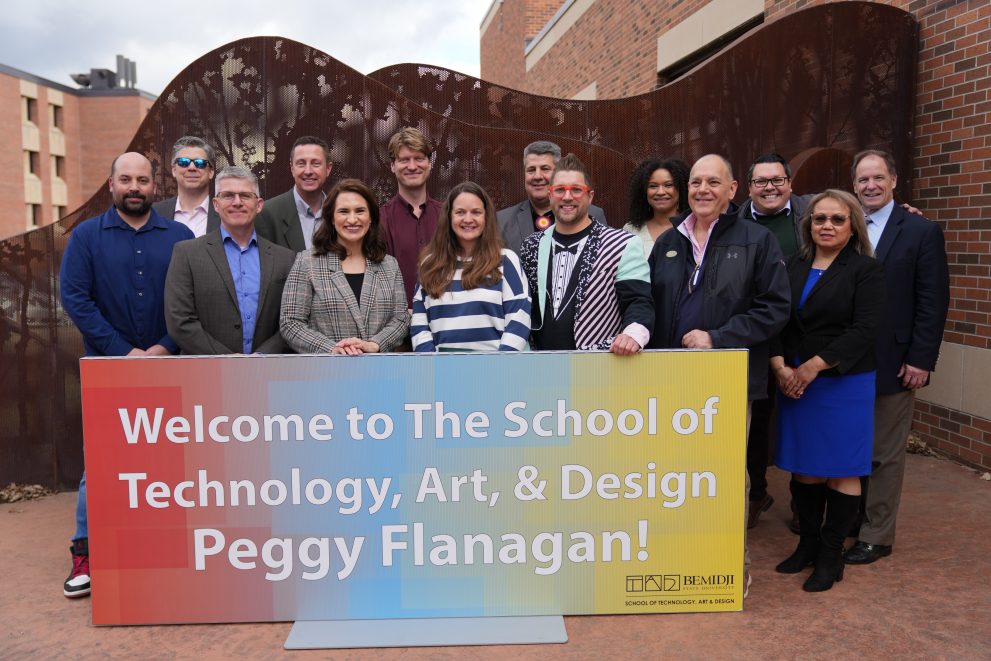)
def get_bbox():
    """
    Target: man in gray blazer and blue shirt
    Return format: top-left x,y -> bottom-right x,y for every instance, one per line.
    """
255,135 -> 332,252
165,166 -> 296,354
152,136 -> 221,237
497,140 -> 607,255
